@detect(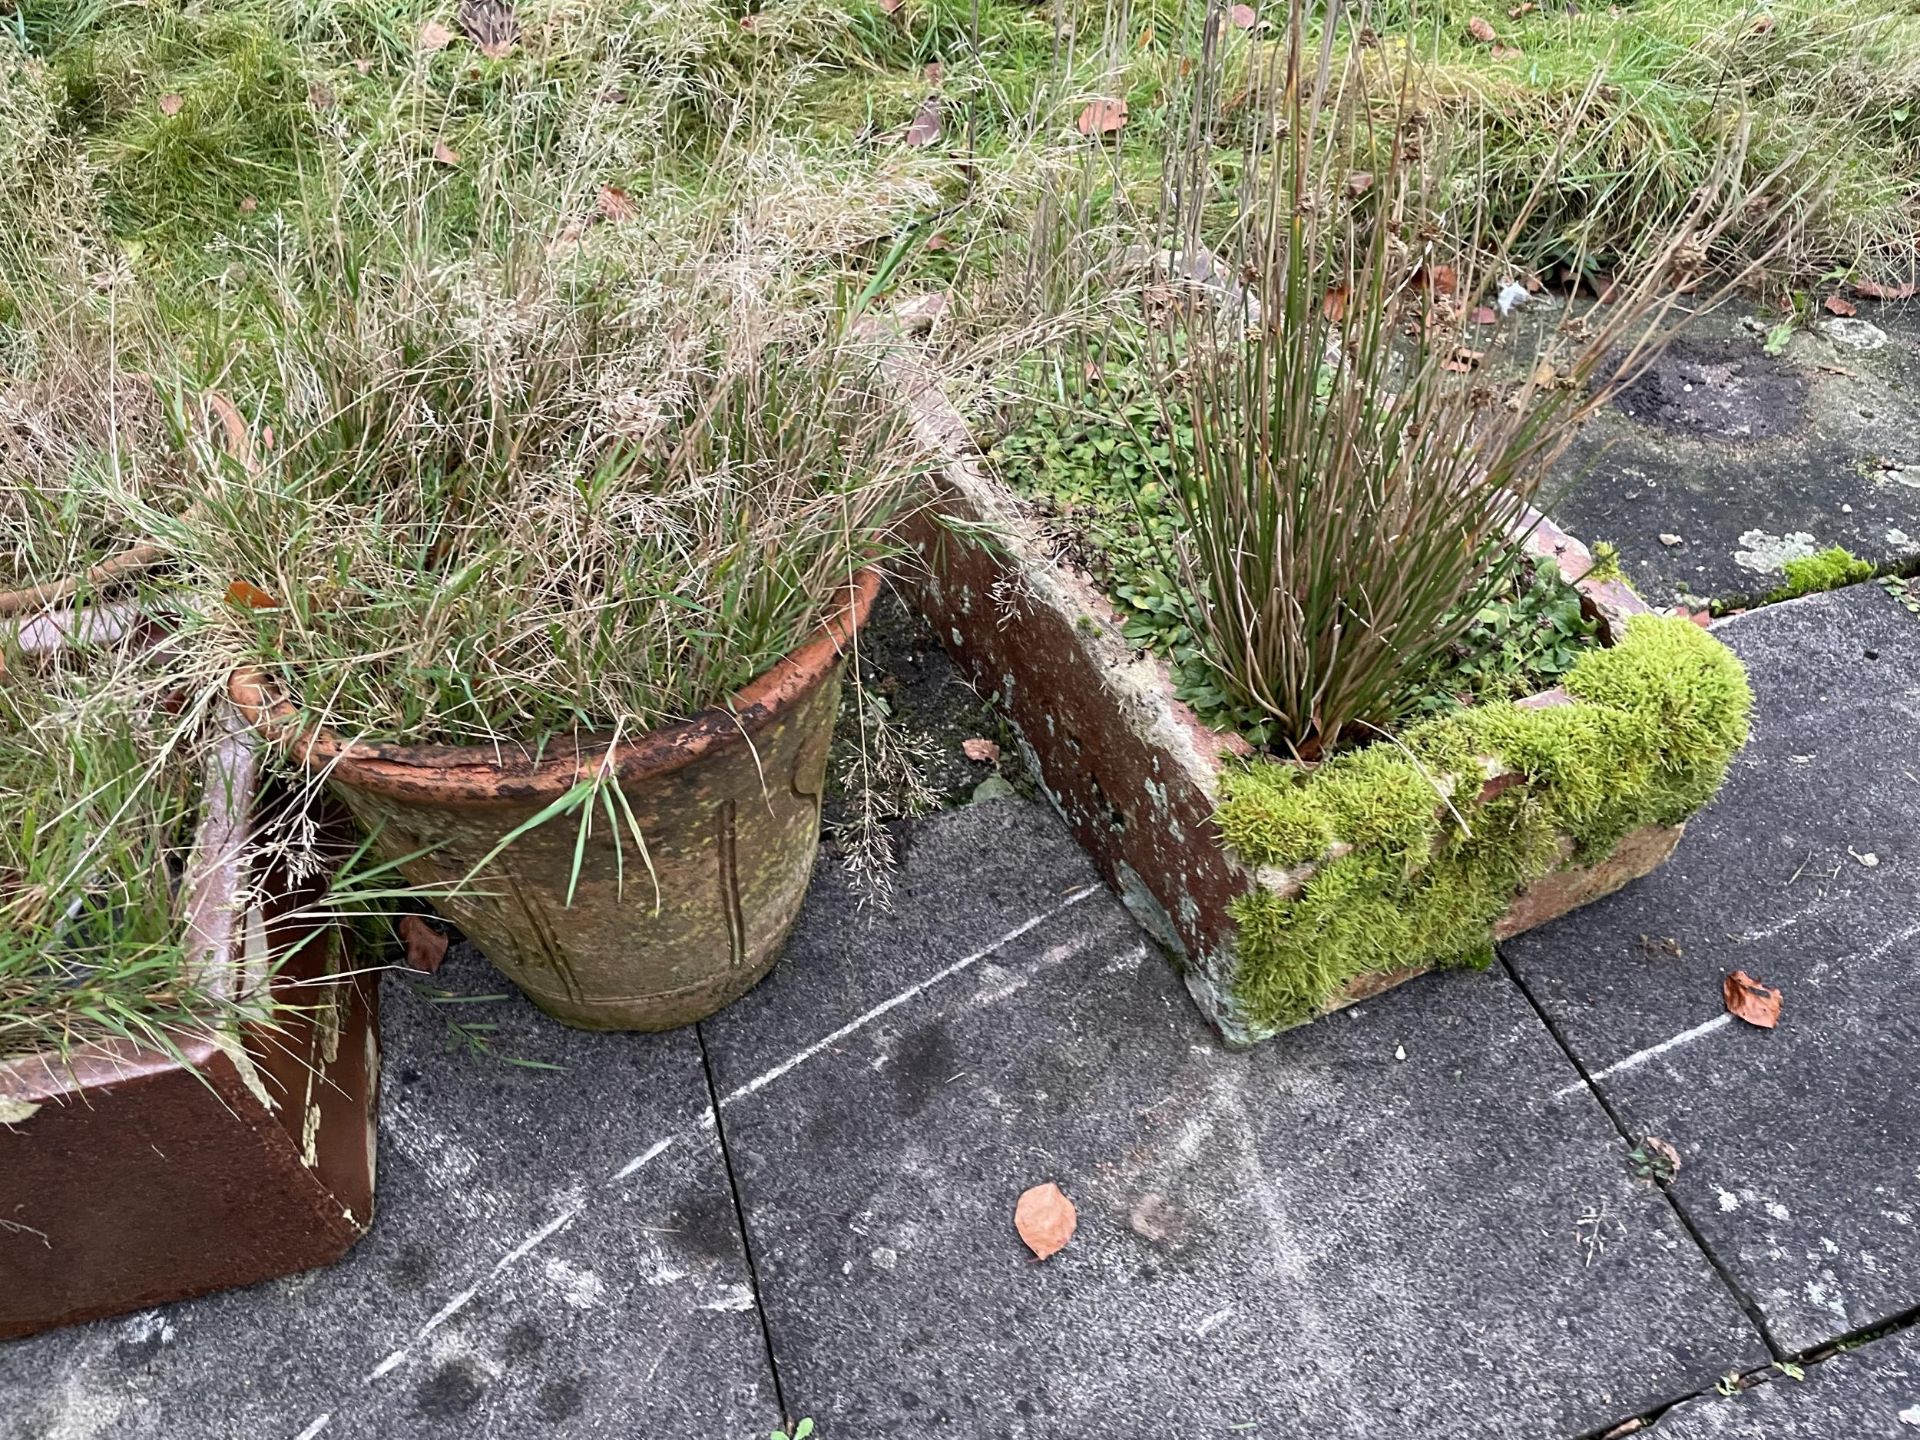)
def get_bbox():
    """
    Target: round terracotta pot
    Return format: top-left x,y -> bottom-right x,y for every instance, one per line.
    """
229,570 -> 879,1031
